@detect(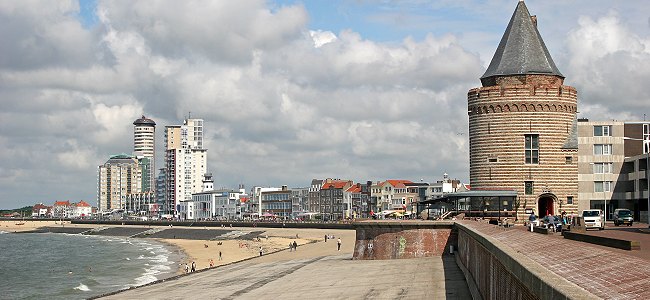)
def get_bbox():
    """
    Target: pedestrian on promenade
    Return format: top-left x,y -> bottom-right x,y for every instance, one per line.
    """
337,238 -> 341,251
184,263 -> 189,273
219,251 -> 222,261
191,261 -> 196,272
293,241 -> 297,251
528,212 -> 536,232
289,242 -> 293,252
259,246 -> 263,256
209,259 -> 214,268
325,234 -> 327,242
